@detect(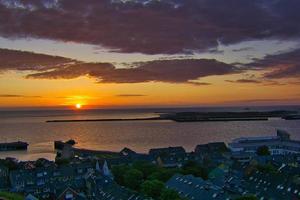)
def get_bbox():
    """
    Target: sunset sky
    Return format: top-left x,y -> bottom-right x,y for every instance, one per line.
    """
0,0 -> 300,109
